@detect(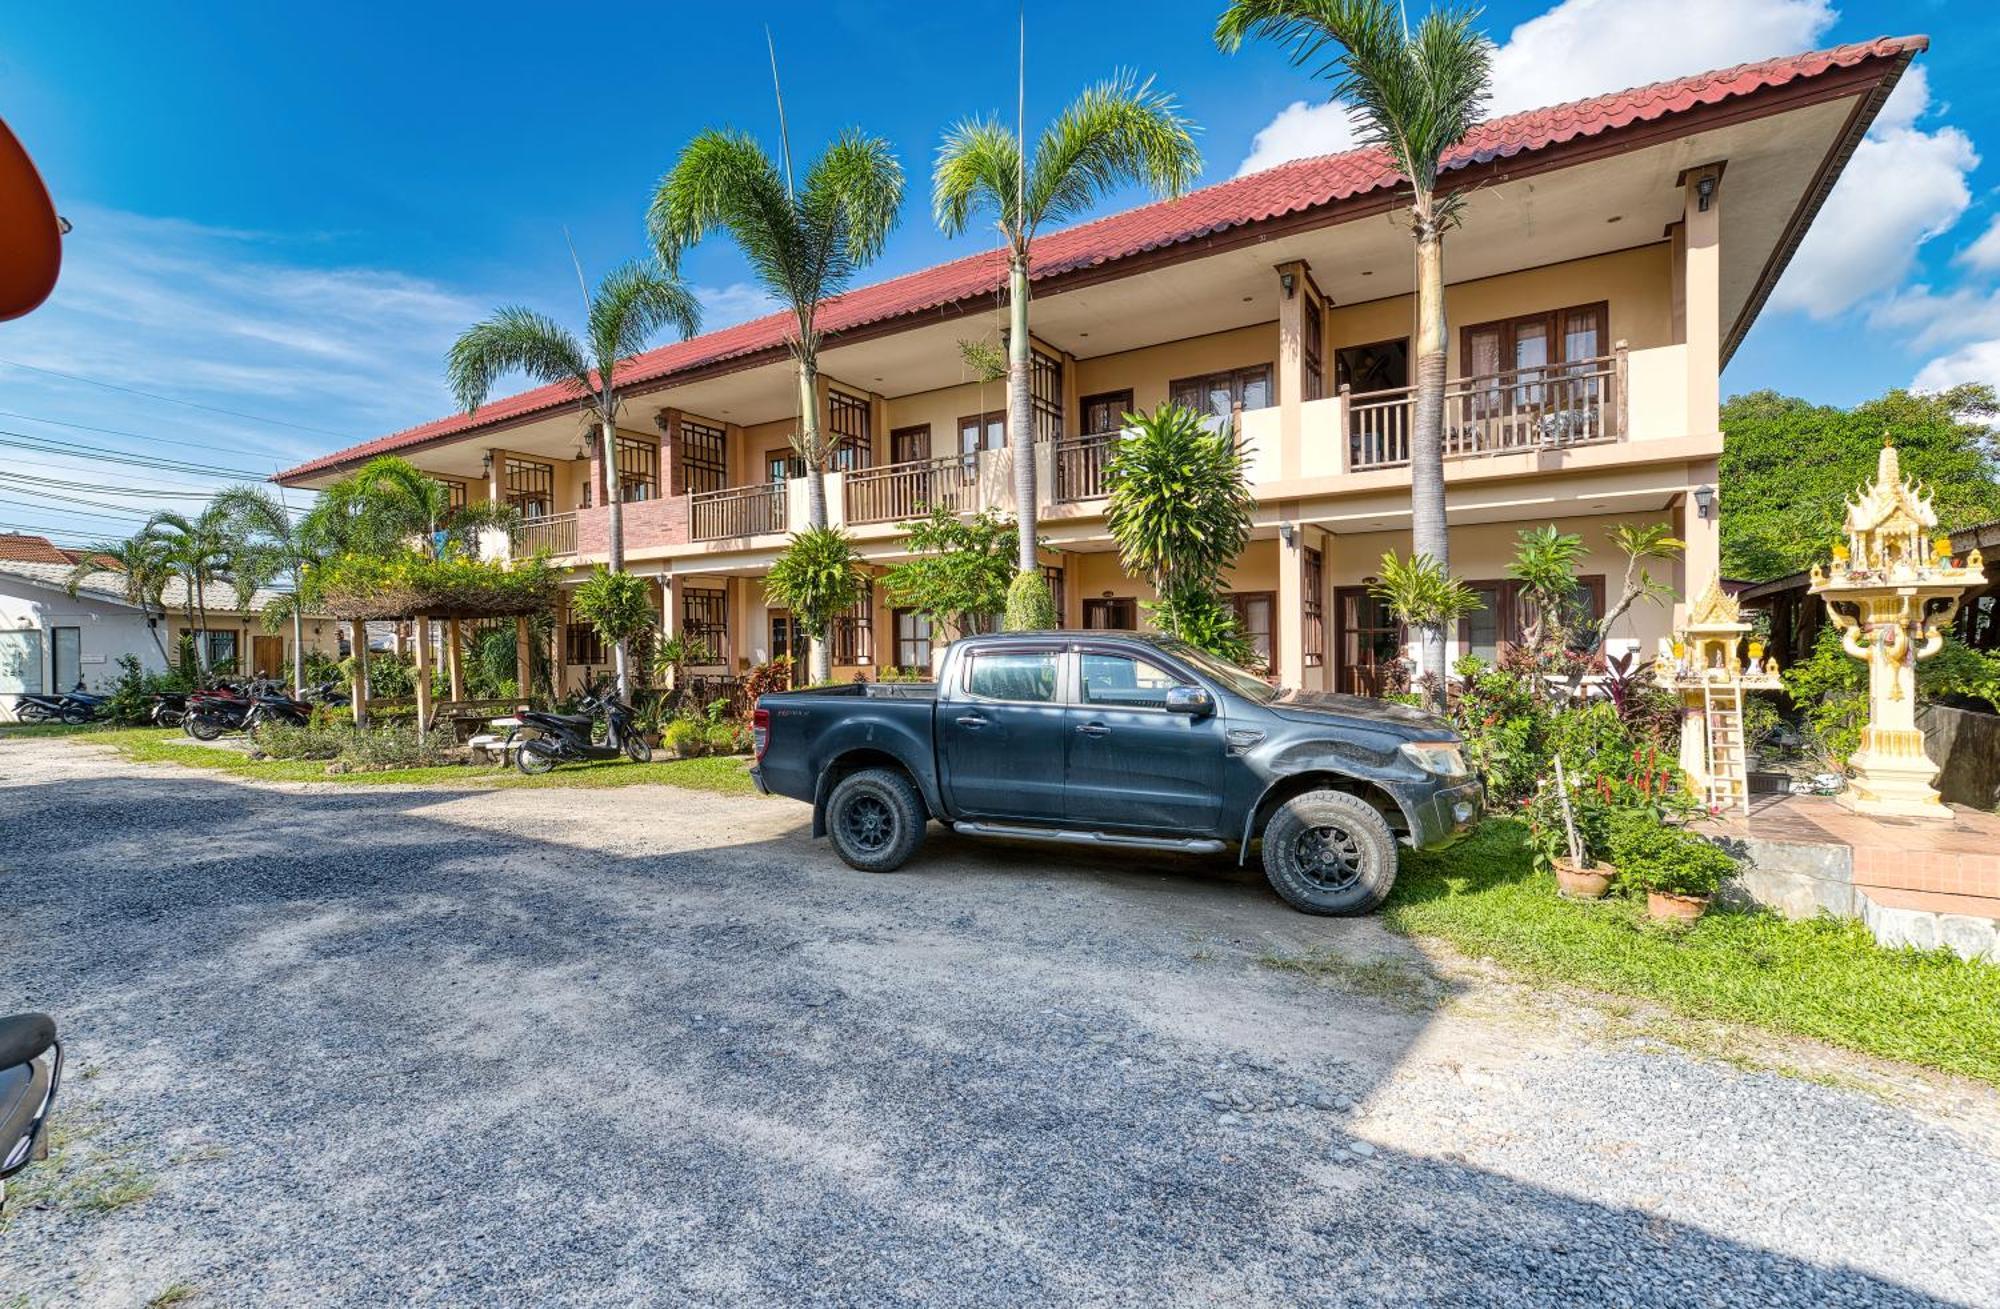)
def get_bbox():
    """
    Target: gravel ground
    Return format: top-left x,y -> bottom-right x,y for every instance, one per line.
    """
2,739 -> 1998,1307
